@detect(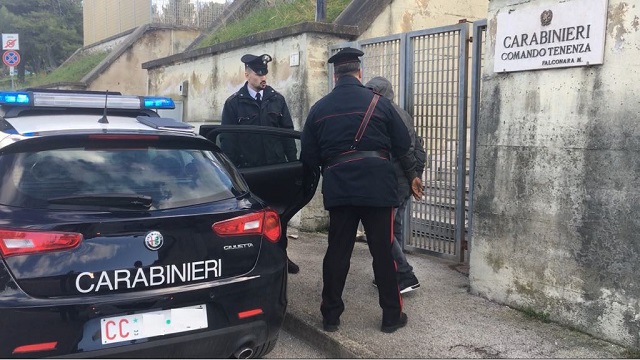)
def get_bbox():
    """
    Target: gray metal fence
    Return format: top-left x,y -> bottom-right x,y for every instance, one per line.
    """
152,0 -> 227,28
331,21 -> 486,262
406,24 -> 468,262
